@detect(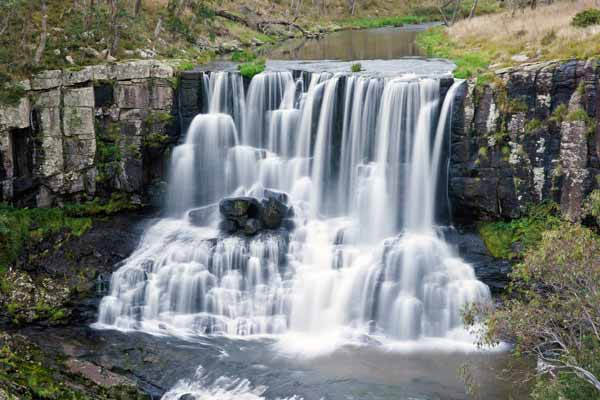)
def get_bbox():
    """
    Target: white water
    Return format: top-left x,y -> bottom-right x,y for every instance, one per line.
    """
163,366 -> 303,400
97,69 -> 490,352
